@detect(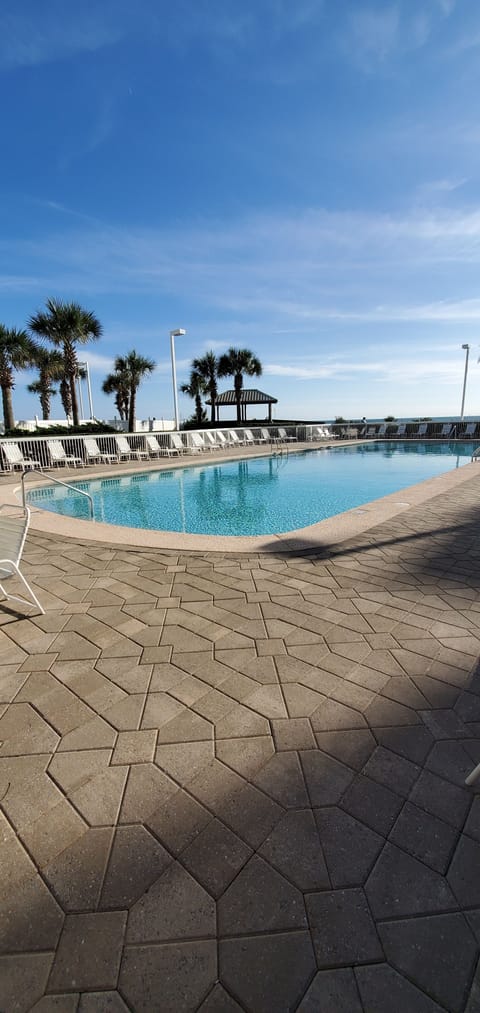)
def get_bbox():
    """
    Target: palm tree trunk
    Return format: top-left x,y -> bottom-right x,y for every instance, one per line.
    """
60,378 -> 72,419
40,387 -> 50,420
210,387 -> 216,424
128,387 -> 136,433
2,385 -> 15,431
69,373 -> 80,426
234,374 -> 242,424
